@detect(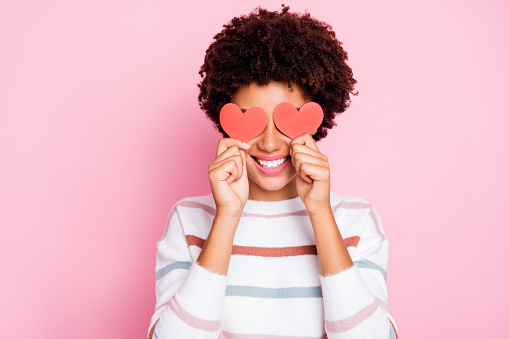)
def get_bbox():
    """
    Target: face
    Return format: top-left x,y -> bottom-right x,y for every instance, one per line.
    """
230,81 -> 311,201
